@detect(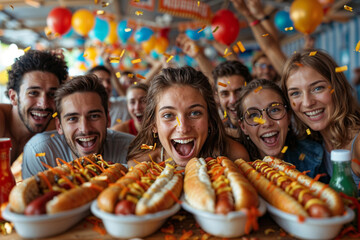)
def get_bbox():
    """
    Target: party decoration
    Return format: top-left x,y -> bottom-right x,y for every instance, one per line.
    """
318,0 -> 334,7
142,35 -> 156,54
106,20 -> 118,44
84,46 -> 97,62
154,37 -> 169,54
290,0 -> 323,35
71,9 -> 95,36
134,27 -> 154,43
274,10 -> 294,33
62,28 -> 74,38
47,7 -> 72,35
203,26 -> 214,40
185,28 -> 204,41
117,20 -> 132,44
211,9 -> 240,45
90,17 -> 109,42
